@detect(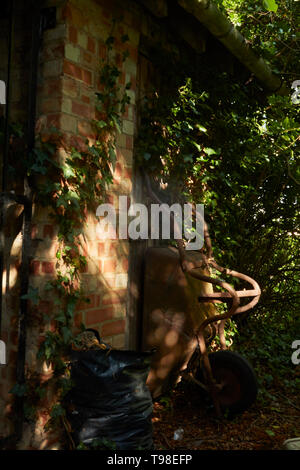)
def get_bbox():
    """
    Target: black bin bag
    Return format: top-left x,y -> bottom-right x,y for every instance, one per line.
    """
66,349 -> 154,450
